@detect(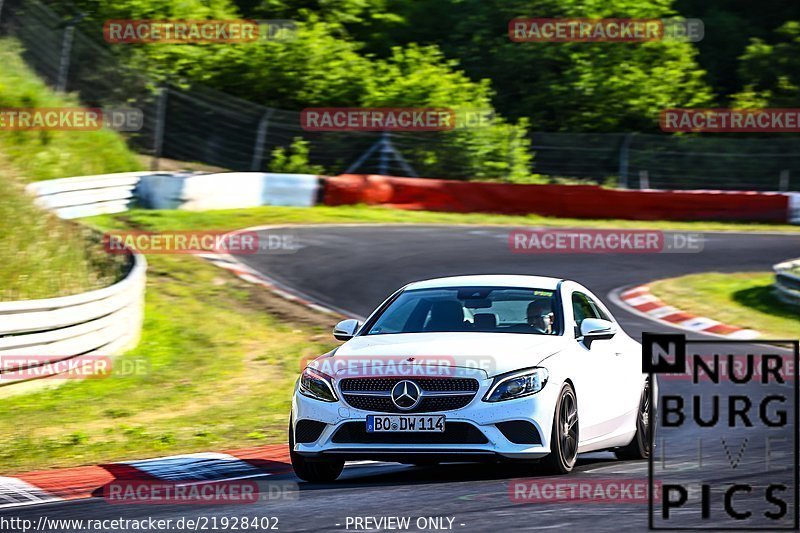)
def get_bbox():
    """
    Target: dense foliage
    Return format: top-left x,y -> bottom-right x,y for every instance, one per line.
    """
38,0 -> 800,178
